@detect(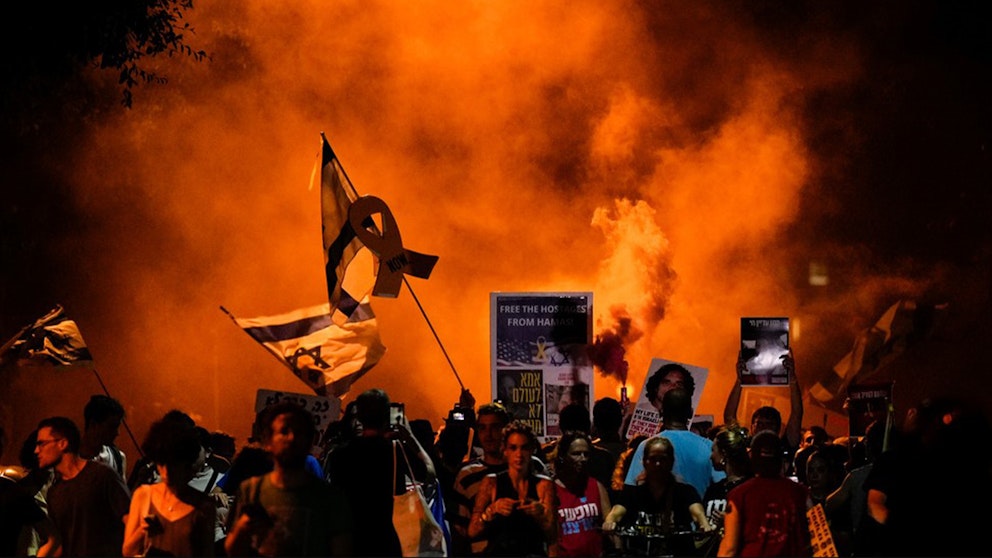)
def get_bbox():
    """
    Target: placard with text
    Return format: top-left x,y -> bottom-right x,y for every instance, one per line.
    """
491,292 -> 593,442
